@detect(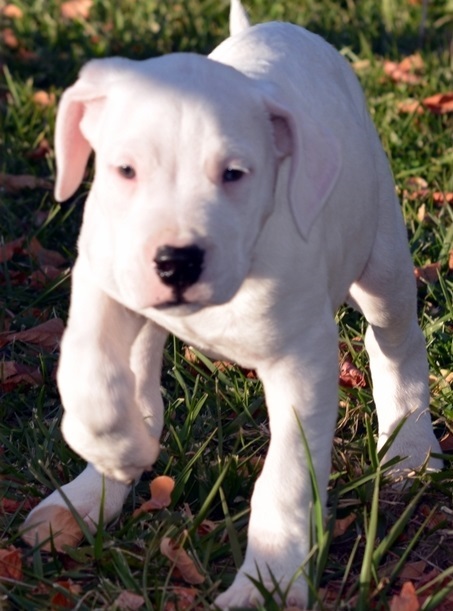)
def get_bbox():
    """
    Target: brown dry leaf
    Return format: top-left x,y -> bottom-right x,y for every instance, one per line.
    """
399,561 -> 427,582
333,513 -> 356,538
0,361 -> 43,391
22,506 -> 83,551
32,91 -> 56,106
423,92 -> 453,115
352,59 -> 371,72
440,431 -> 453,451
414,262 -> 441,285
2,4 -> 23,18
160,536 -> 205,585
0,173 -> 53,192
26,137 -> 52,160
406,177 -> 429,190
28,237 -> 66,267
60,0 -> 92,19
51,579 -> 82,609
390,581 -> 421,611
449,251 -> 453,271
29,265 -> 67,289
0,318 -> 64,351
2,28 -> 19,48
383,54 -> 424,85
163,587 -> 201,611
0,546 -> 23,581
113,591 -> 146,610
133,475 -> 175,517
0,237 -> 25,264
339,358 -> 367,388
0,497 -> 40,514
